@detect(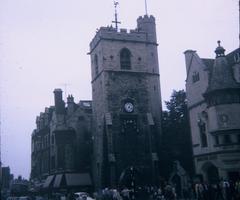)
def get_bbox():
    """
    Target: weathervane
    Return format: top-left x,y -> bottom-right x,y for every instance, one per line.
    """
112,0 -> 121,30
